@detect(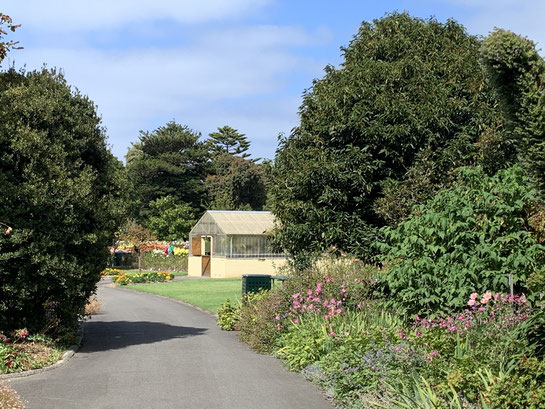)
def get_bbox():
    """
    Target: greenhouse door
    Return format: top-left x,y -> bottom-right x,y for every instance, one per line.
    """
201,236 -> 212,277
